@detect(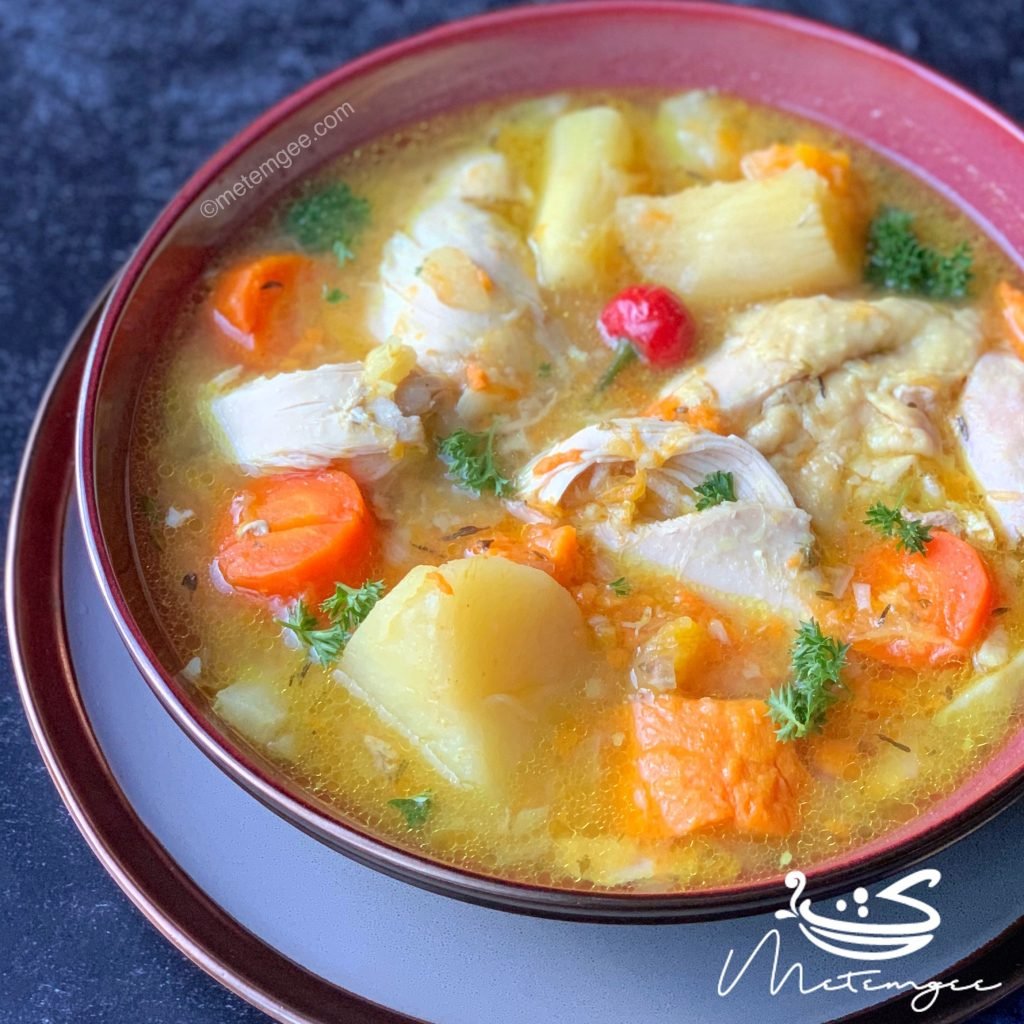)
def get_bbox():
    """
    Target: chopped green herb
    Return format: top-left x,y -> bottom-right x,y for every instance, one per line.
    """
608,576 -> 632,596
284,182 -> 370,254
767,620 -> 850,741
388,792 -> 432,828
538,362 -> 553,378
779,850 -> 793,868
694,470 -> 736,511
277,600 -> 348,665
864,501 -> 932,556
865,208 -> 972,299
437,426 -> 514,497
321,579 -> 385,634
332,239 -> 355,266
322,284 -> 347,303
